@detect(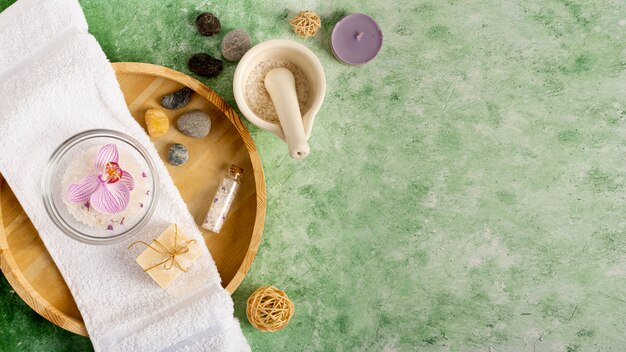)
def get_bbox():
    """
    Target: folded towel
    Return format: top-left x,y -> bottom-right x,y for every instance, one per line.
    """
0,1 -> 250,351
0,0 -> 88,70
